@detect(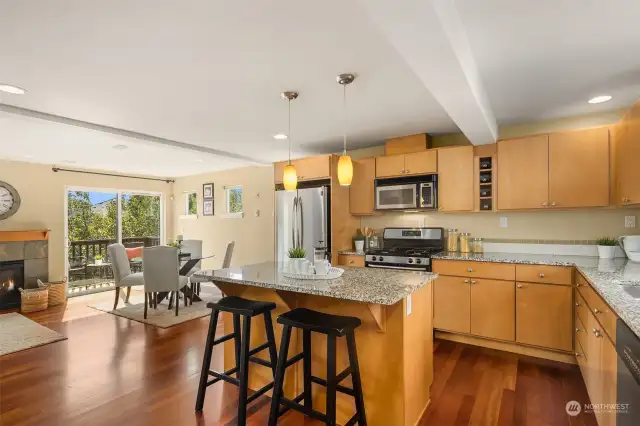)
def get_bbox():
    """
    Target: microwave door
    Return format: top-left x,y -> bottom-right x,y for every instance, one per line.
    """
420,183 -> 435,208
376,184 -> 417,210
